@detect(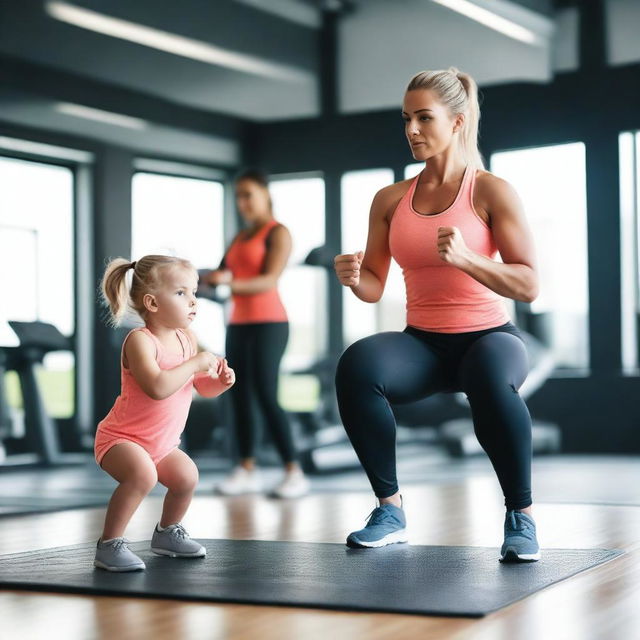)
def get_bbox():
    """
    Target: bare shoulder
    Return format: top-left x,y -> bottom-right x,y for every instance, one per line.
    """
474,170 -> 523,215
475,170 -> 520,203
373,178 -> 414,222
125,329 -> 155,351
266,223 -> 292,253
269,223 -> 291,240
122,328 -> 156,367
376,177 -> 414,203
